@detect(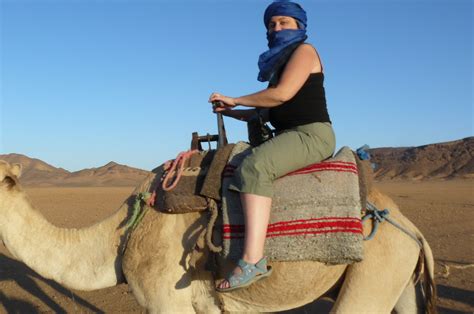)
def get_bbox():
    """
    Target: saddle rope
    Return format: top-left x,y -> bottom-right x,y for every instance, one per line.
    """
206,198 -> 223,253
362,201 -> 422,248
162,149 -> 199,191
